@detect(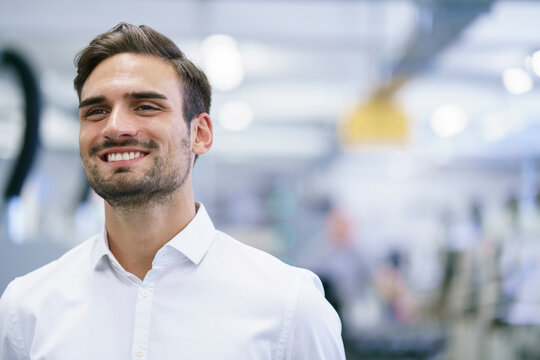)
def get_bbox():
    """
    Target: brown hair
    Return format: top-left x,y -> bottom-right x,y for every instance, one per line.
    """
74,23 -> 211,126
